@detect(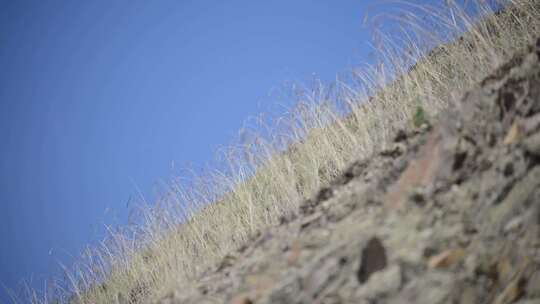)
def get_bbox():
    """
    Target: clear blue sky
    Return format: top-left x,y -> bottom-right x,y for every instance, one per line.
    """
0,0 -> 456,302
